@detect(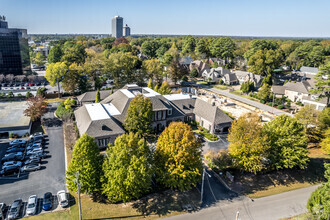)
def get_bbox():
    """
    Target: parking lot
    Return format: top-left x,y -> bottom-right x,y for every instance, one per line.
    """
0,103 -> 66,218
